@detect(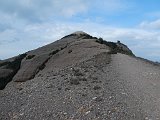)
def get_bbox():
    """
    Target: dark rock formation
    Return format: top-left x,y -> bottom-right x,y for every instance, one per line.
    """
0,54 -> 27,89
96,38 -> 134,56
